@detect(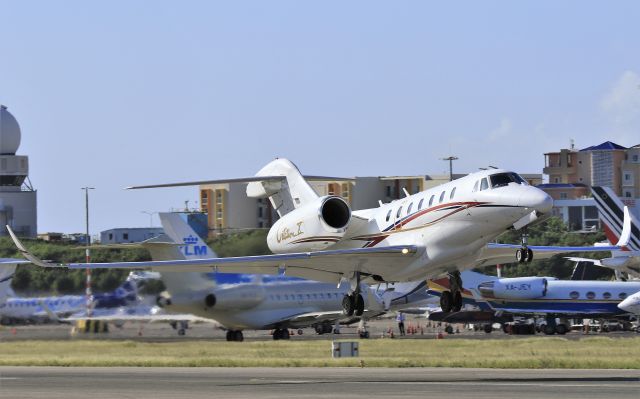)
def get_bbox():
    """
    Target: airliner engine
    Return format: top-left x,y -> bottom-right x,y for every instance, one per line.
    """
267,196 -> 351,253
204,285 -> 265,311
477,277 -> 548,300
